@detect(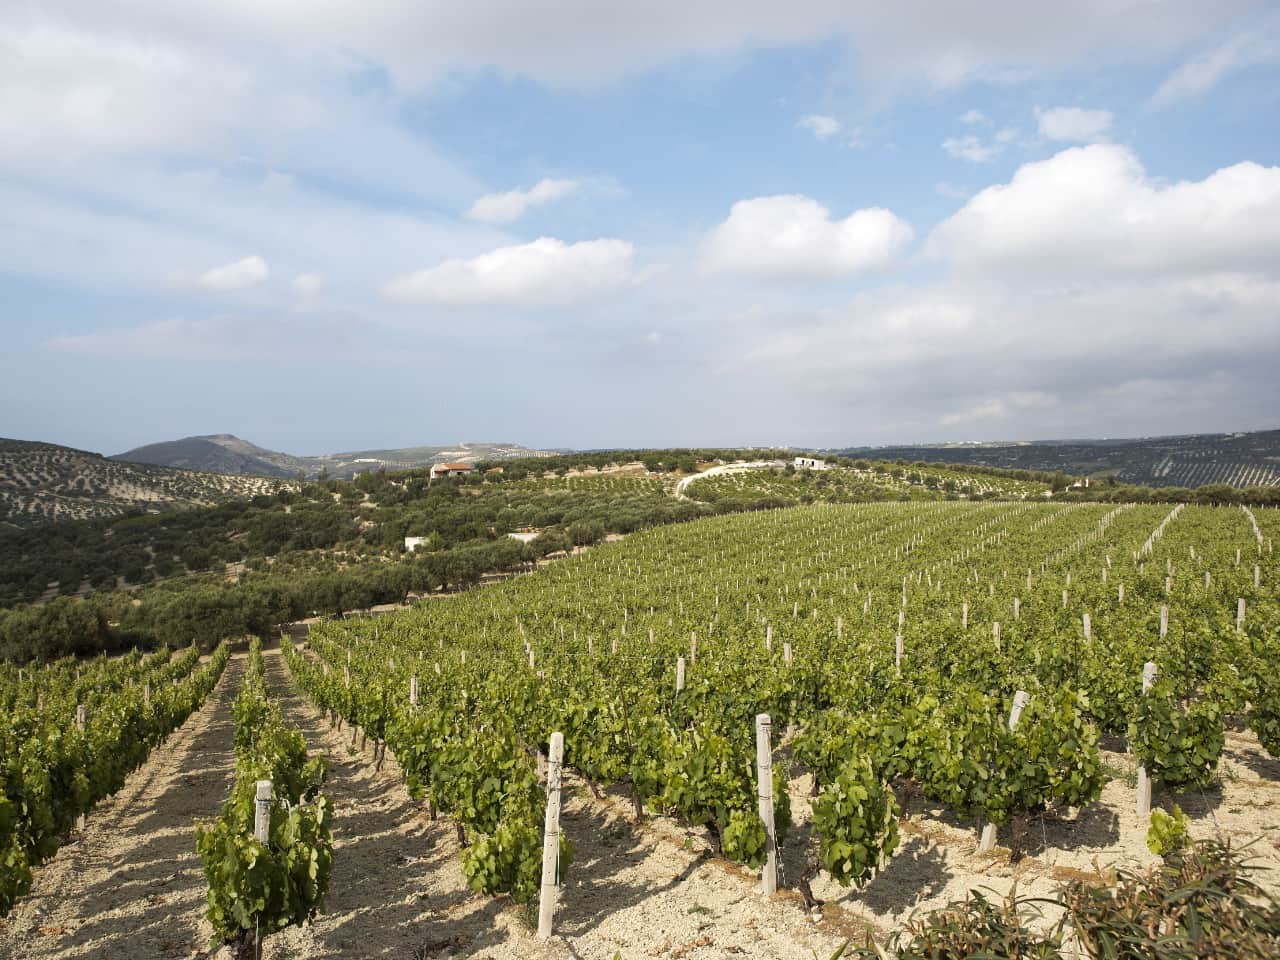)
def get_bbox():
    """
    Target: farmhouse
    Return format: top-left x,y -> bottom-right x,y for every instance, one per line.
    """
404,536 -> 429,552
507,528 -> 540,544
794,457 -> 827,470
430,462 -> 473,479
